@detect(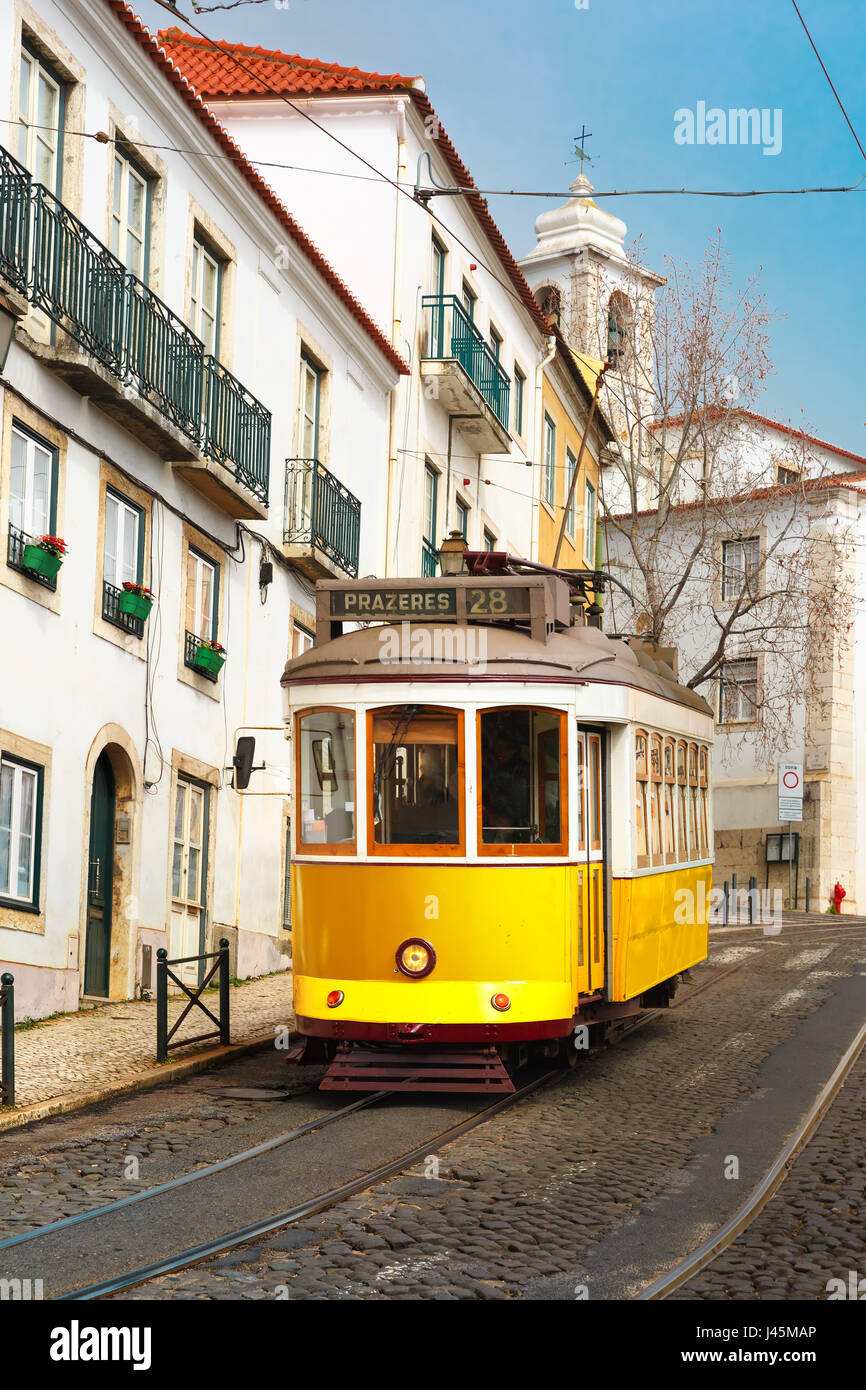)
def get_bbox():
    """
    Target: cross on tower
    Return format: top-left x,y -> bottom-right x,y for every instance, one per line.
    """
572,125 -> 593,174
